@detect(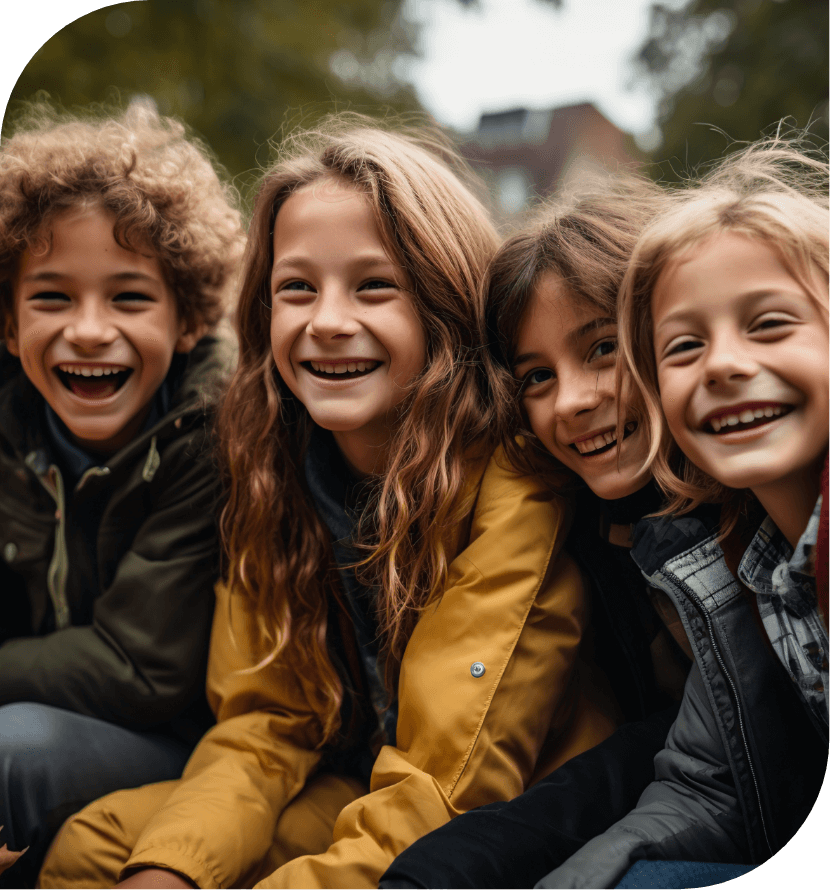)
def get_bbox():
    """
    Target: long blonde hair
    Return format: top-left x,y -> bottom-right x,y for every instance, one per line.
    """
618,138 -> 829,521
218,116 -> 500,742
